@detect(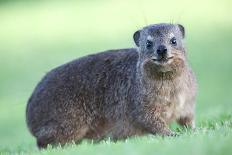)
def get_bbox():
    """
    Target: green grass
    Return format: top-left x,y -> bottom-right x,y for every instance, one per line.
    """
1,118 -> 232,155
0,0 -> 232,155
